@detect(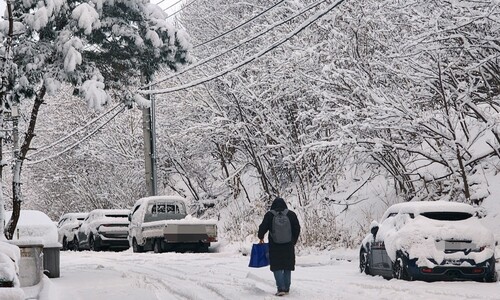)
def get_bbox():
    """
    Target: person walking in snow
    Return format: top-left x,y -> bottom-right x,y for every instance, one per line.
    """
258,197 -> 301,296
